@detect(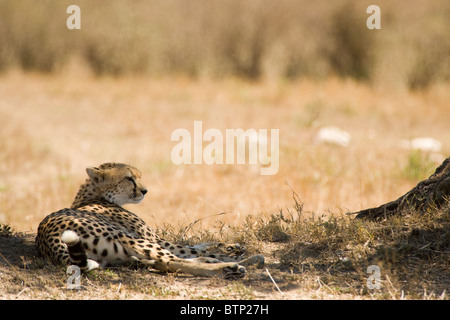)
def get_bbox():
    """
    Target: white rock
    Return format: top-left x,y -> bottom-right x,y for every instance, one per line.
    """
315,126 -> 351,147
400,137 -> 442,152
